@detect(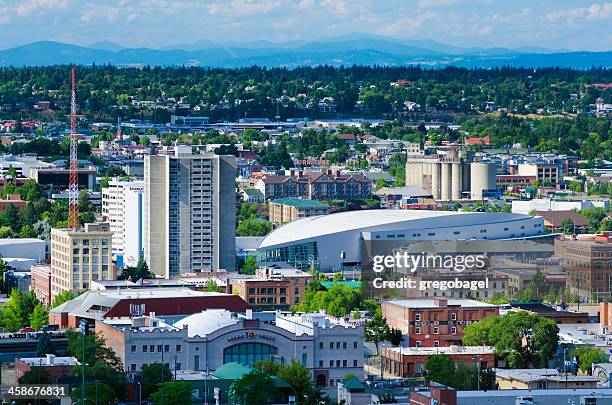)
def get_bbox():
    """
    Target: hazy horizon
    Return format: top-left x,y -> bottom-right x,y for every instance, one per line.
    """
0,0 -> 610,51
